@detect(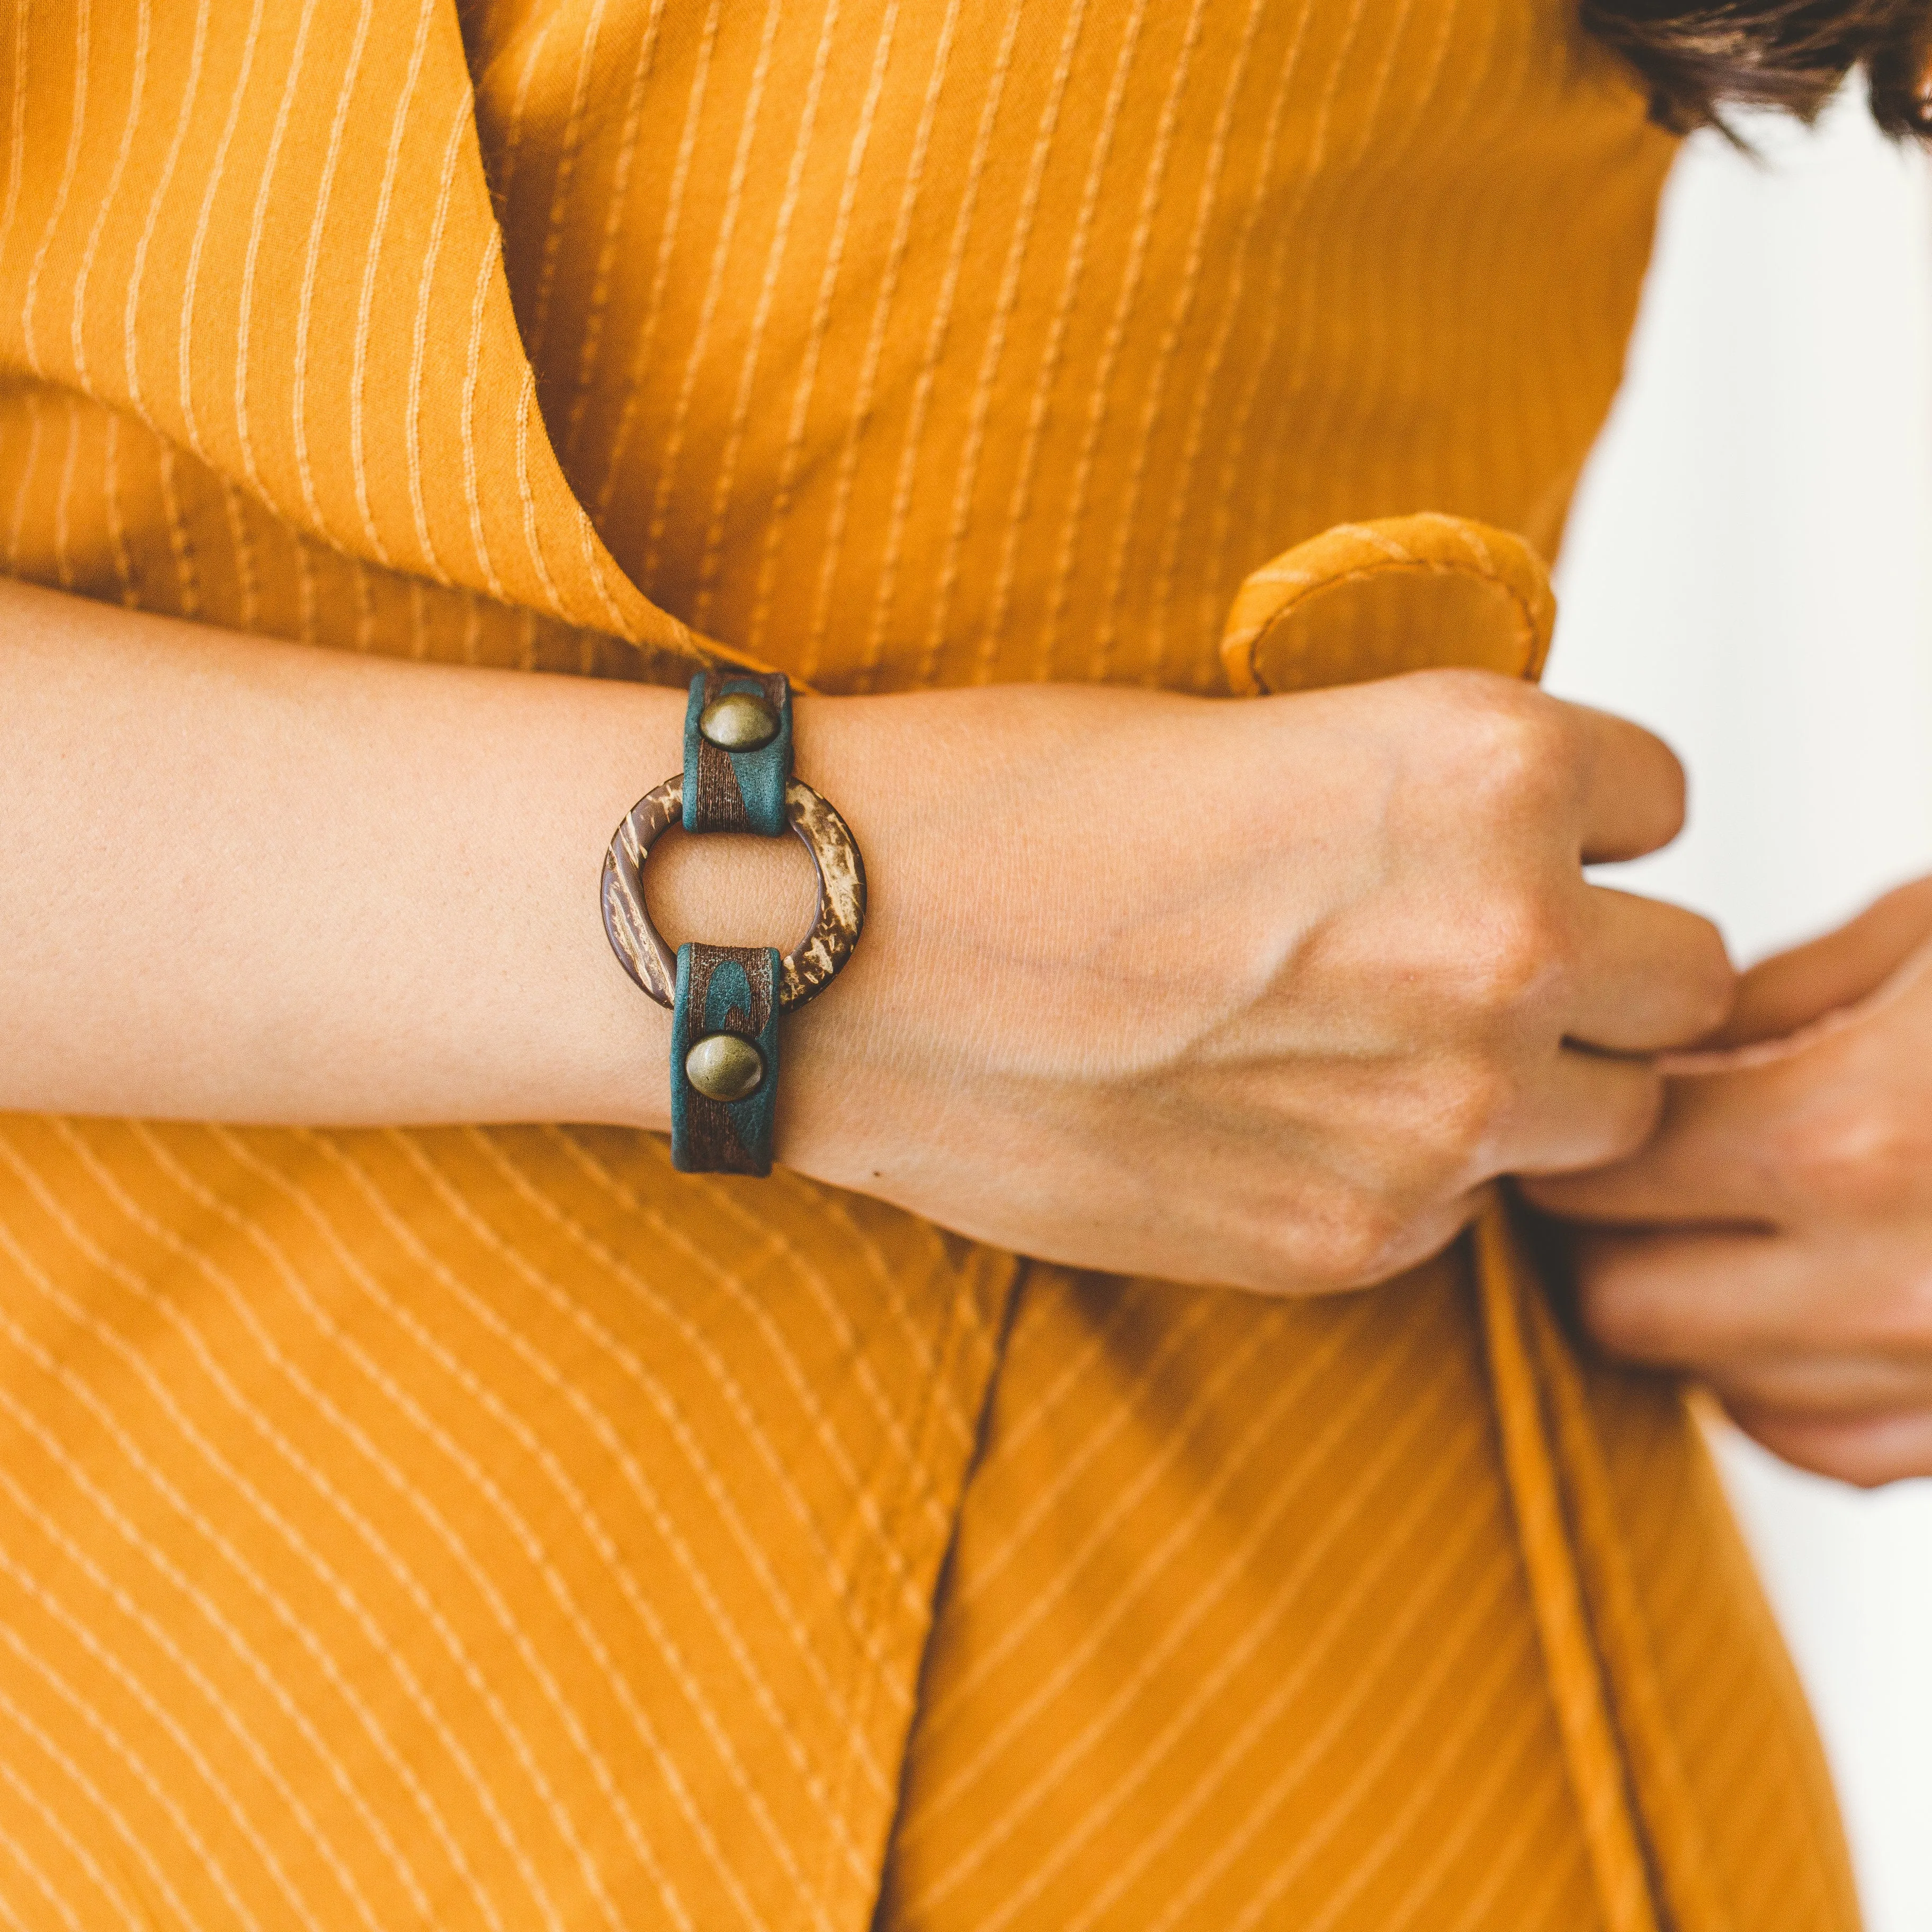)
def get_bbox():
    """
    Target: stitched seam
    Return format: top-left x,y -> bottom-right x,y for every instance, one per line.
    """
1244,556 -> 1541,688
855,1249 -> 1027,1921
1474,1212 -> 1667,1932
831,1263 -> 971,1920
